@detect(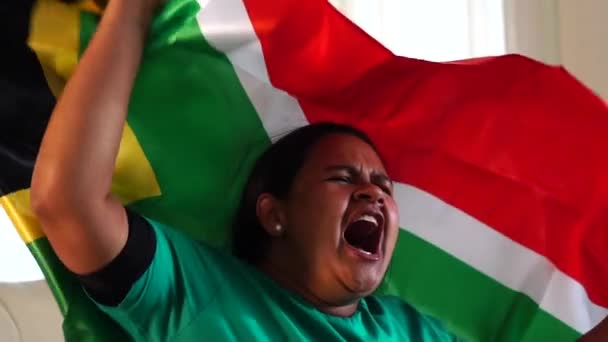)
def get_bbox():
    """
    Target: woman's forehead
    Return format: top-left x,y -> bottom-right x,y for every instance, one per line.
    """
305,134 -> 386,172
